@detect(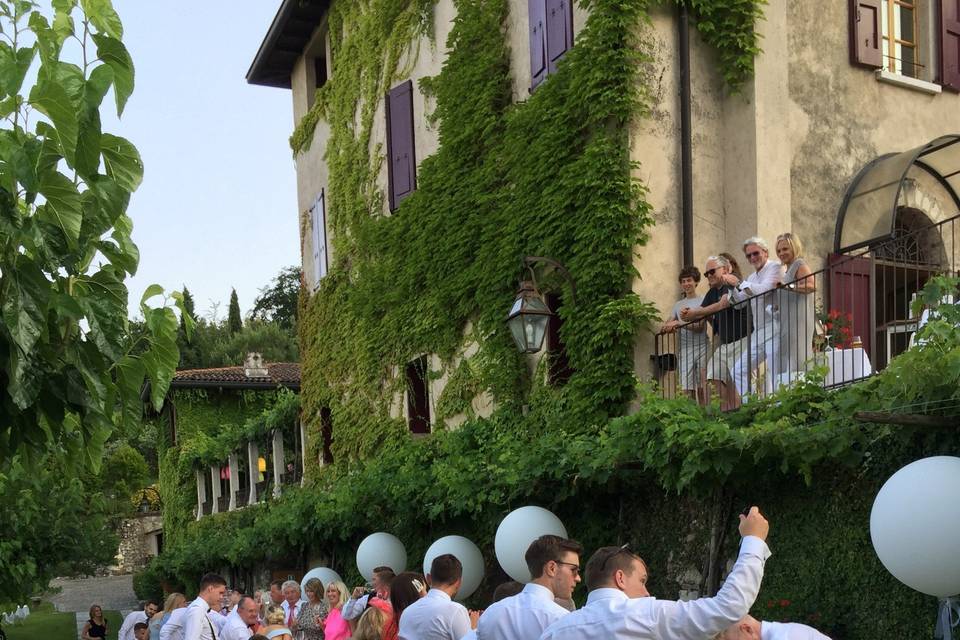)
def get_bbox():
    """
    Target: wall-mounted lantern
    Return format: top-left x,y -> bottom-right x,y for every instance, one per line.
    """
506,256 -> 577,354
